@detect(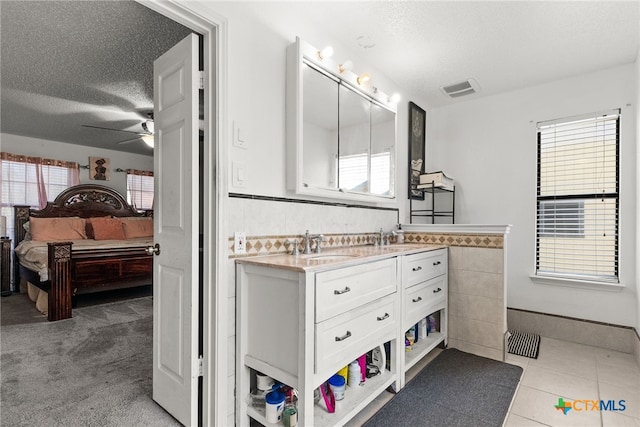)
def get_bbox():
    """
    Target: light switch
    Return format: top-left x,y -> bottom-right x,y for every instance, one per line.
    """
232,161 -> 246,188
233,120 -> 247,149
